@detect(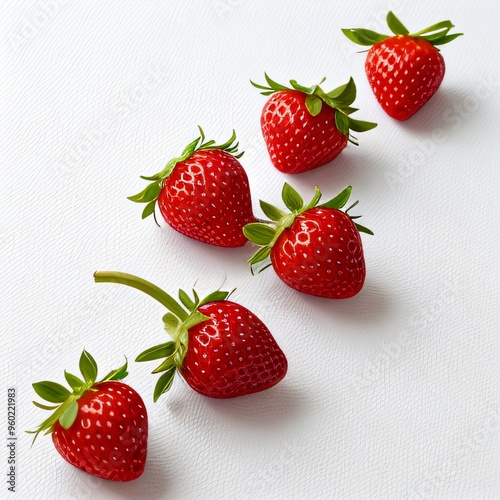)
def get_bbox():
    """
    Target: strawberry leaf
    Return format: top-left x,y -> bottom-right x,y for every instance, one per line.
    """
243,223 -> 276,246
151,356 -> 177,374
259,200 -> 284,221
348,116 -> 378,133
64,371 -> 84,391
325,77 -> 356,105
320,186 -> 352,209
386,11 -> 409,35
32,401 -> 59,411
282,183 -> 303,212
142,200 -> 156,219
32,381 -> 71,404
127,181 -> 161,203
341,28 -> 388,46
305,95 -> 323,116
178,289 -> 195,310
59,399 -> 78,430
136,342 -> 177,362
334,112 -> 350,136
355,222 -> 374,235
430,33 -> 463,46
200,290 -> 232,305
247,245 -> 271,266
101,359 -> 129,382
163,312 -> 181,333
153,367 -> 176,402
79,350 -> 98,384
